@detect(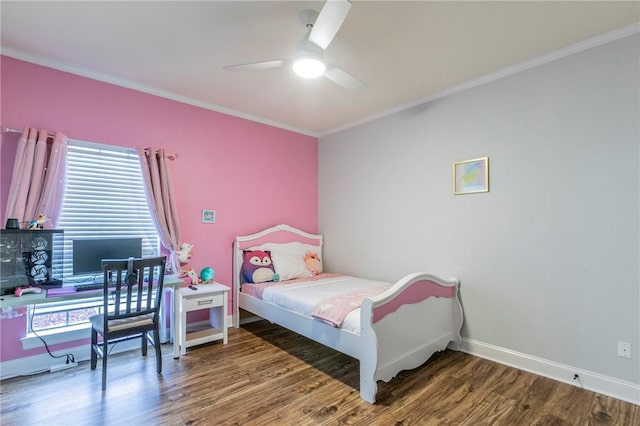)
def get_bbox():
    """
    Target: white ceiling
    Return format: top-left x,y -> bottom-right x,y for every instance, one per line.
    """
2,1 -> 639,137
